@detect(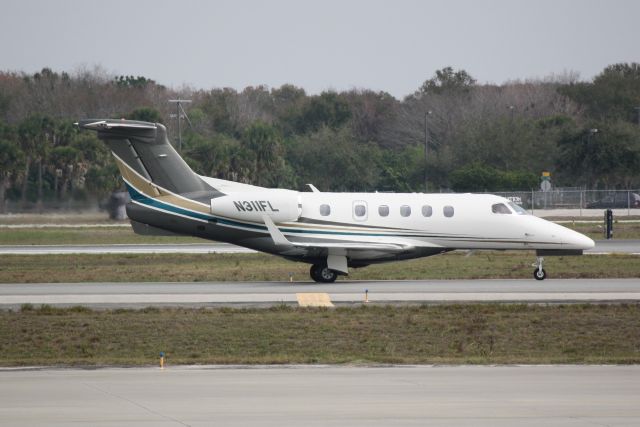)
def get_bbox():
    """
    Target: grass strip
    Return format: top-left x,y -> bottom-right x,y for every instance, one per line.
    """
1,221 -> 640,245
564,221 -> 640,239
1,304 -> 638,366
0,227 -> 202,245
0,252 -> 638,283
